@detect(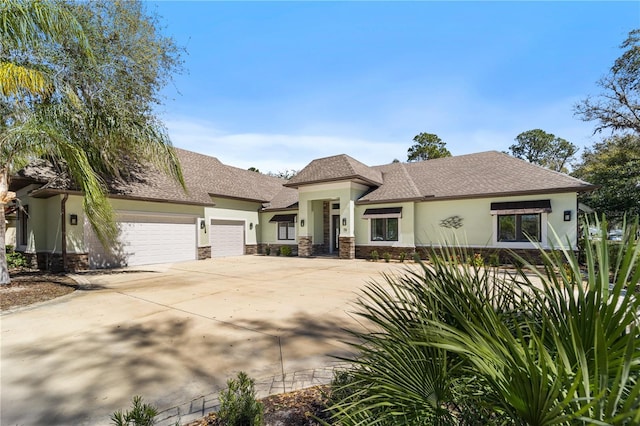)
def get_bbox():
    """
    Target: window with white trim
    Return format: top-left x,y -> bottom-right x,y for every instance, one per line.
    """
371,217 -> 398,241
278,221 -> 295,240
